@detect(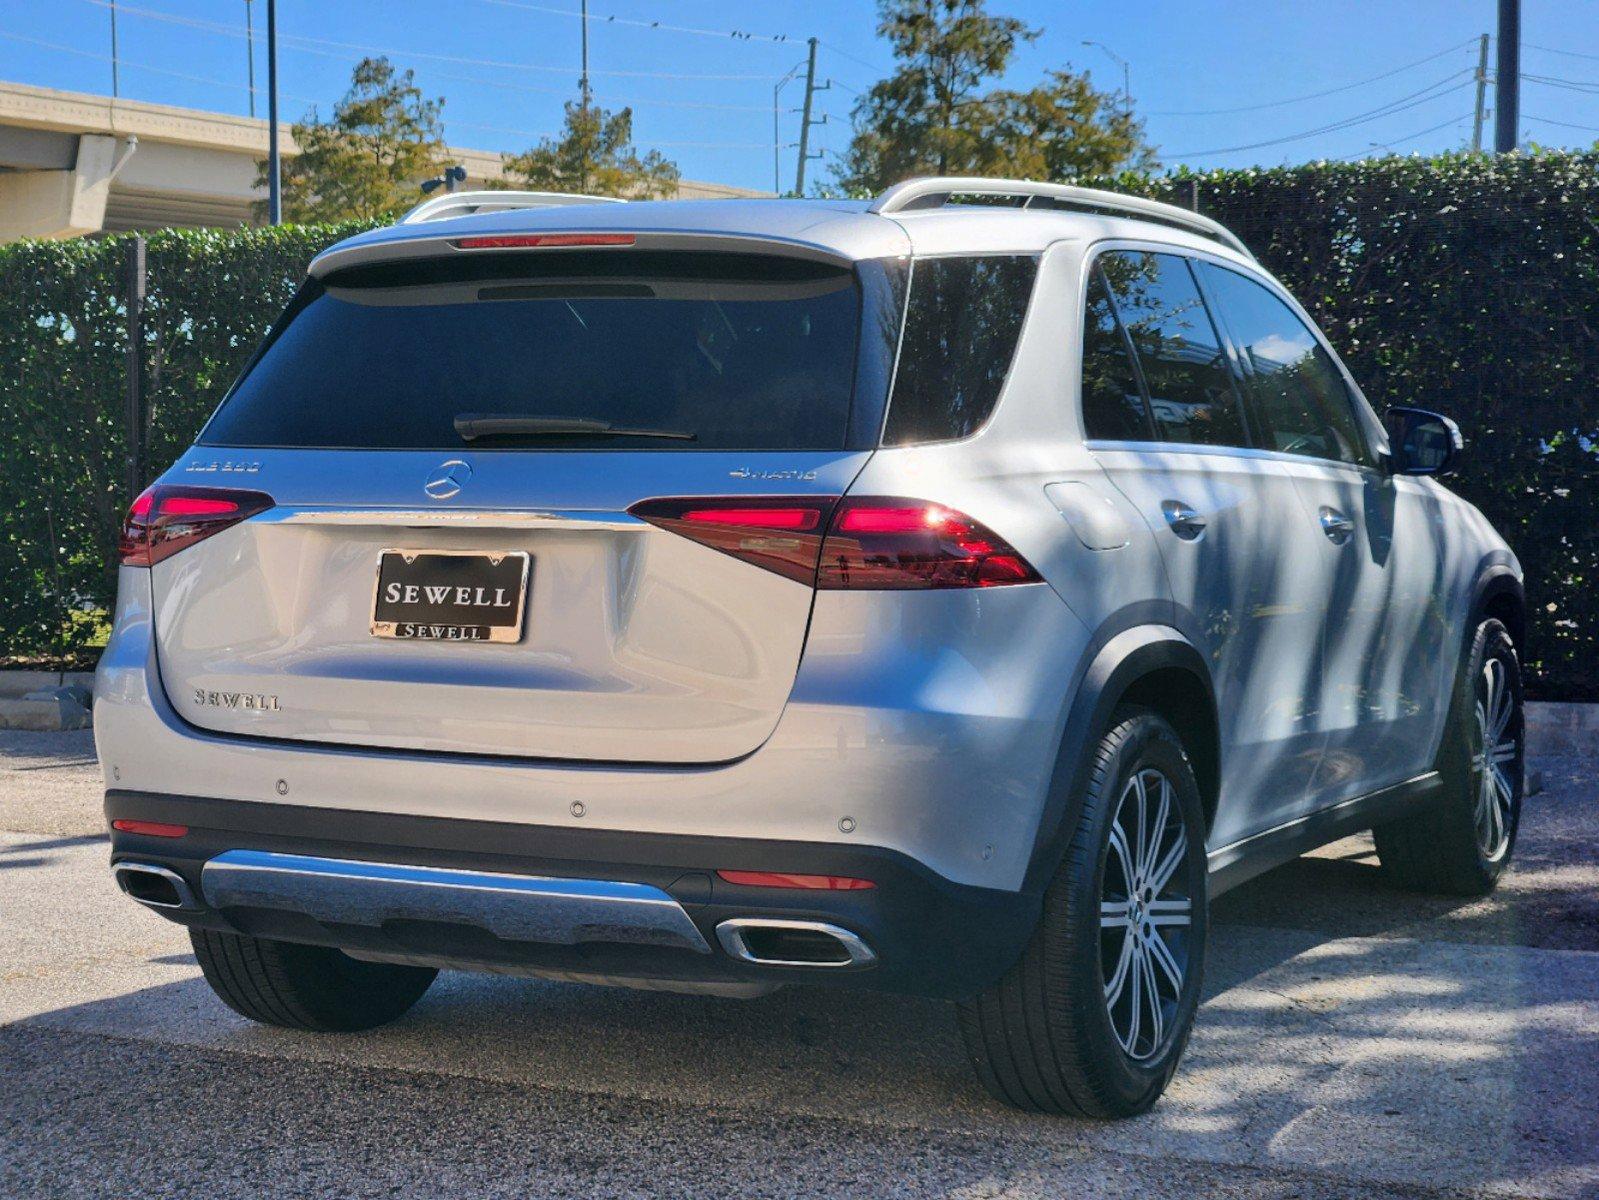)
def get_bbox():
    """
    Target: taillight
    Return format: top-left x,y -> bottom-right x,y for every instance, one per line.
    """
628,494 -> 1040,590
818,497 -> 1041,590
118,485 -> 275,566
628,496 -> 836,584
